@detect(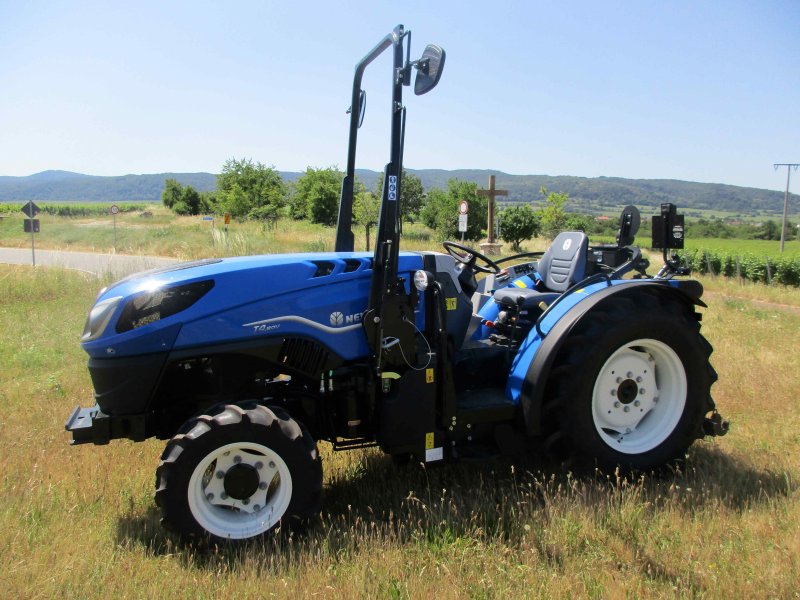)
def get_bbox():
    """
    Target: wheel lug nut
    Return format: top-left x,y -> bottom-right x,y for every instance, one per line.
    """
611,389 -> 617,396
634,400 -> 640,407
653,397 -> 659,403
616,377 -> 622,384
269,461 -> 276,469
639,388 -> 646,395
636,376 -> 642,383
216,470 -> 225,479
624,406 -> 630,413
207,493 -> 214,501
614,401 -> 621,408
626,372 -> 633,379
242,498 -> 249,505
220,492 -> 228,500
259,481 -> 268,490
255,461 -> 264,470
253,504 -> 261,511
233,455 -> 242,464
